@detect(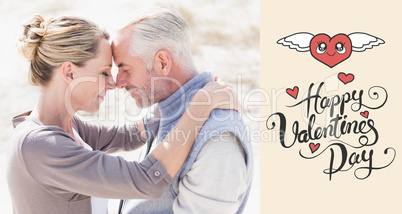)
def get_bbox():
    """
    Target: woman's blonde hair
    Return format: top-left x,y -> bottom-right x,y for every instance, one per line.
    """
17,15 -> 109,86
